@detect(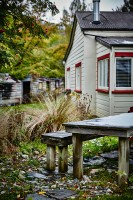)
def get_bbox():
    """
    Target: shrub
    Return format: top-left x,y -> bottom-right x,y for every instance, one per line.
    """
25,94 -> 80,140
0,106 -> 26,154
